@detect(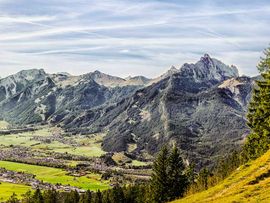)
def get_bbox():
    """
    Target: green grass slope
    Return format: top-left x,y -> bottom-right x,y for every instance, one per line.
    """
173,150 -> 270,203
0,161 -> 109,191
0,182 -> 31,201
